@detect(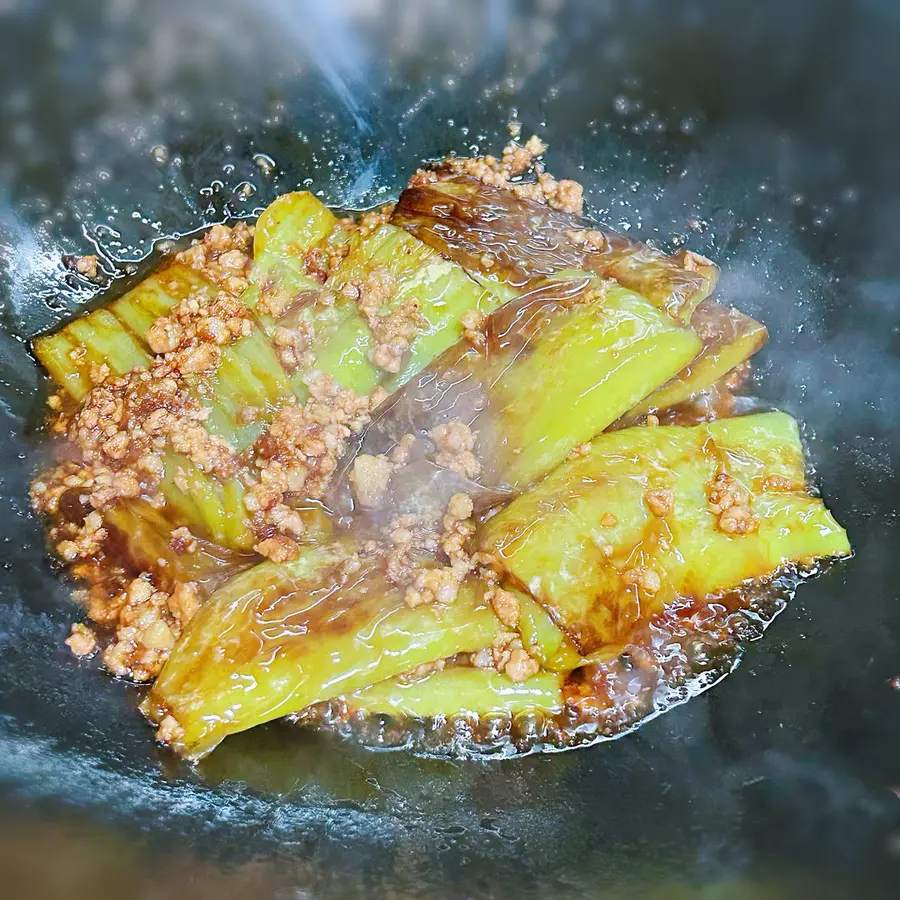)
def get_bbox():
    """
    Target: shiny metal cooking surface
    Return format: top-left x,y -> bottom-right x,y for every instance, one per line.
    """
1,1 -> 898,897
